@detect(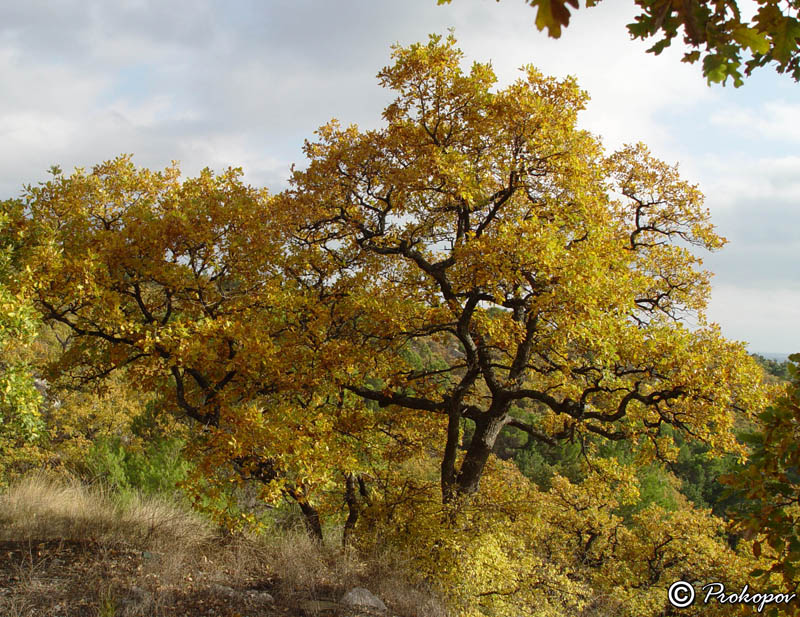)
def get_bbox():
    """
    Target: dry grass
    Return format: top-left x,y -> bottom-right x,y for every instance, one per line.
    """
216,524 -> 450,616
0,474 -> 449,617
0,473 -> 213,550
0,474 -> 220,616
